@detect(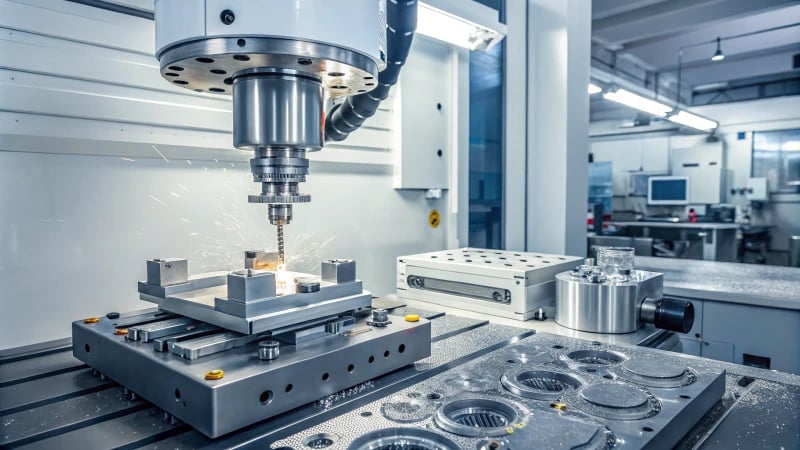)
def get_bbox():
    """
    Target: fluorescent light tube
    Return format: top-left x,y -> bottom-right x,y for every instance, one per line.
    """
588,83 -> 602,95
603,88 -> 672,117
417,2 -> 502,50
668,111 -> 718,131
